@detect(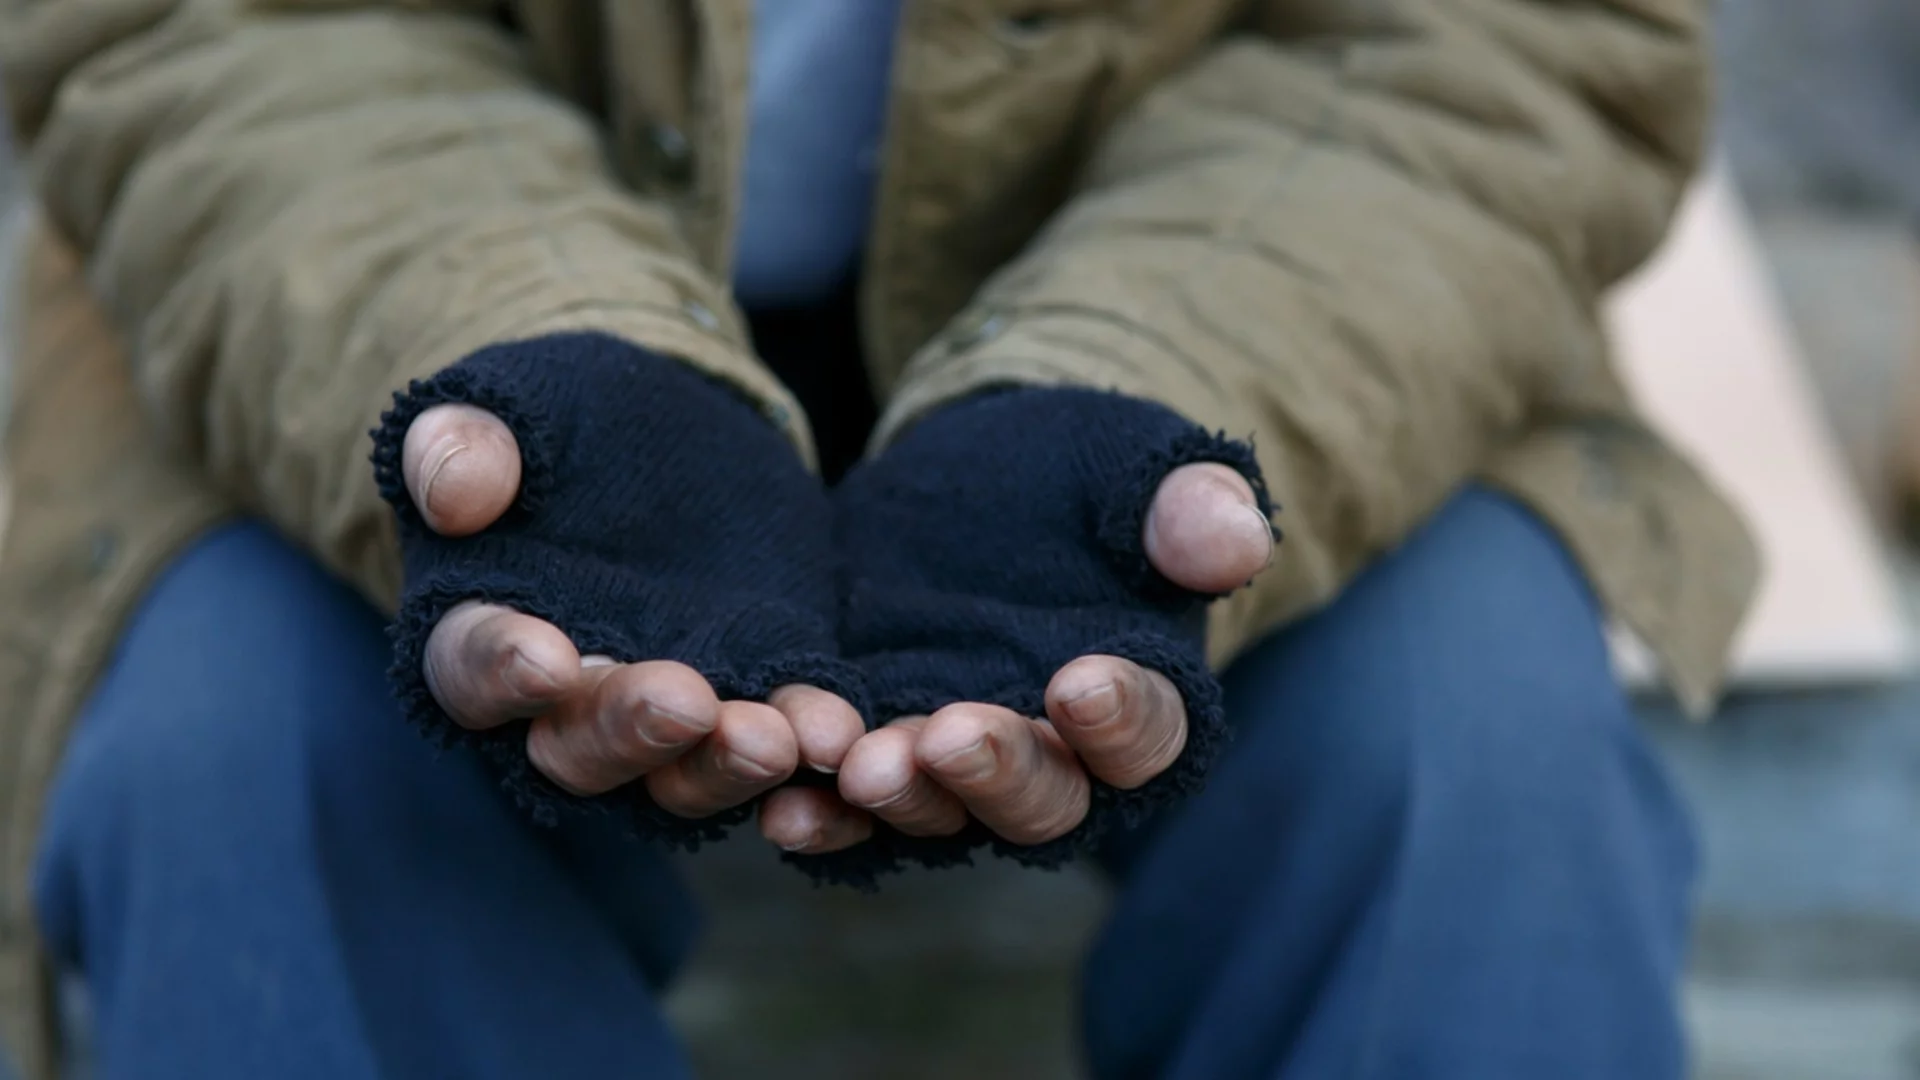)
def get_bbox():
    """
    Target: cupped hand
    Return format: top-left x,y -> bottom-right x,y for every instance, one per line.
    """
402,403 -> 864,819
761,462 -> 1271,853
